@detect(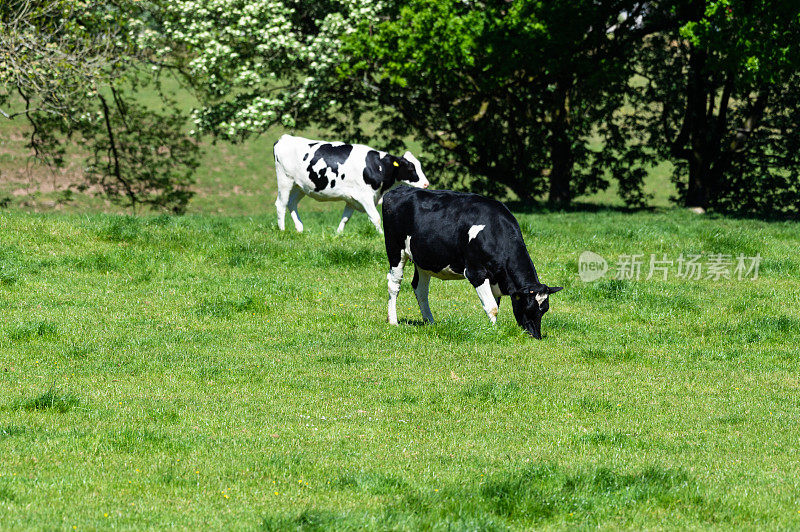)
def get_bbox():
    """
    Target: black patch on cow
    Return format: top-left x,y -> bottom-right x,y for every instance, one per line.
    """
302,153 -> 308,161
306,143 -> 353,192
397,158 -> 420,183
362,150 -> 400,192
330,180 -> 336,188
